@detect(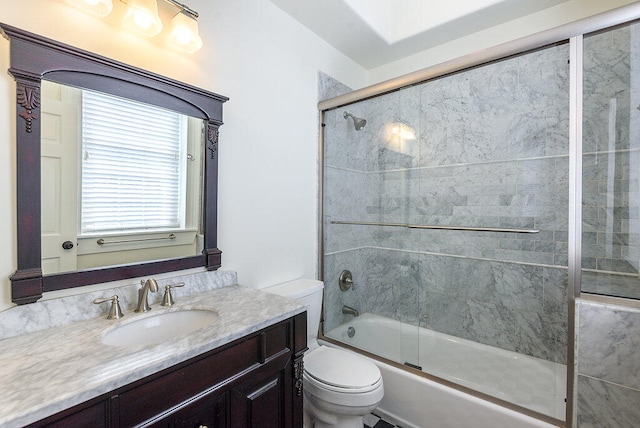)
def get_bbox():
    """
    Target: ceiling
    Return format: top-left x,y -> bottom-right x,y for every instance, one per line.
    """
268,0 -> 569,69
